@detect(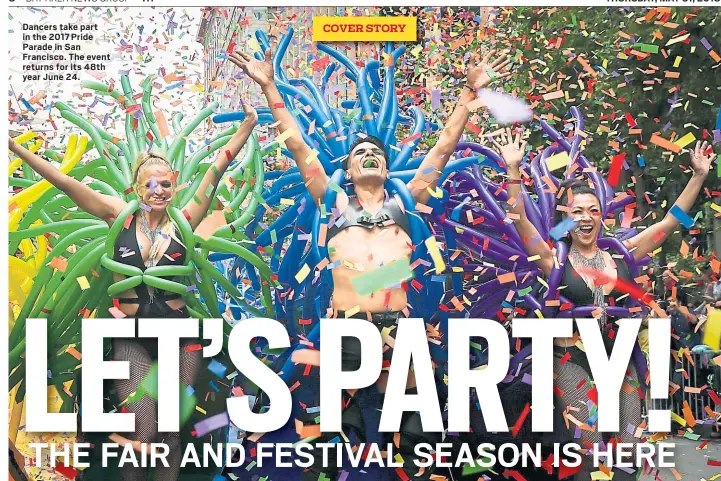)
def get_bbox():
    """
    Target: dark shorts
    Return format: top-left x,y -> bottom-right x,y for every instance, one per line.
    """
337,311 -> 400,371
135,299 -> 189,319
110,303 -> 191,360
